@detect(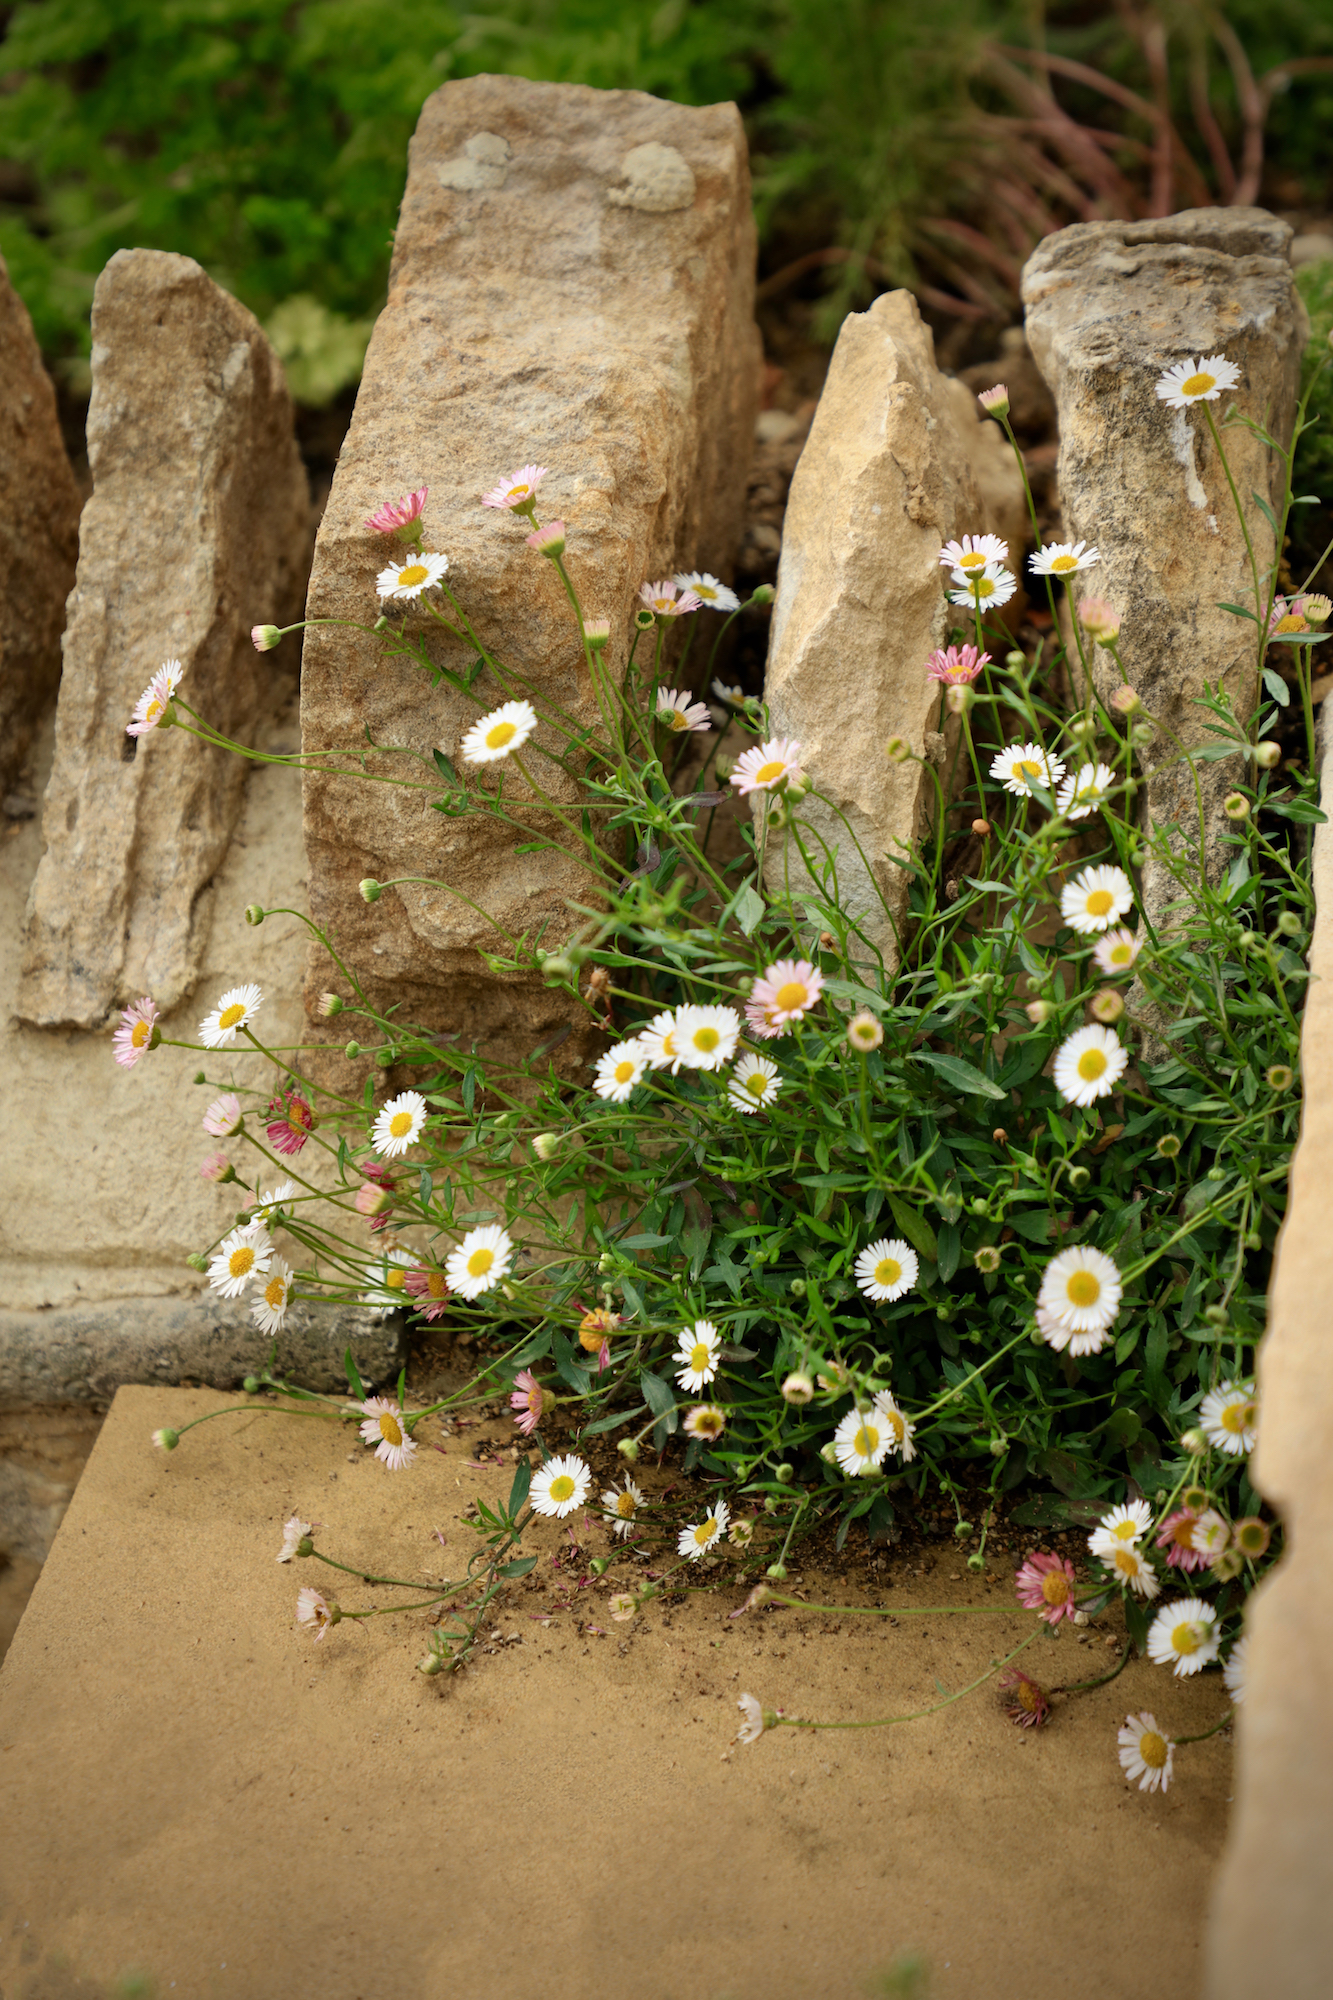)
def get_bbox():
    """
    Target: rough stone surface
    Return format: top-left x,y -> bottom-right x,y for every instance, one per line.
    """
1206,721 -> 1333,1998
301,75 -> 759,1049
17,248 -> 310,1028
0,250 -> 82,800
1021,209 -> 1307,920
0,1296 -> 404,1404
761,289 -> 1027,962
